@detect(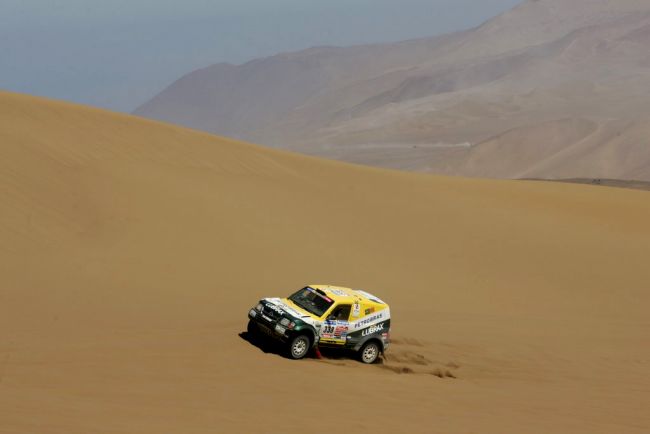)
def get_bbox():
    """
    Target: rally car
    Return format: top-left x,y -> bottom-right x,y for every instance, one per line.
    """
246,285 -> 390,363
